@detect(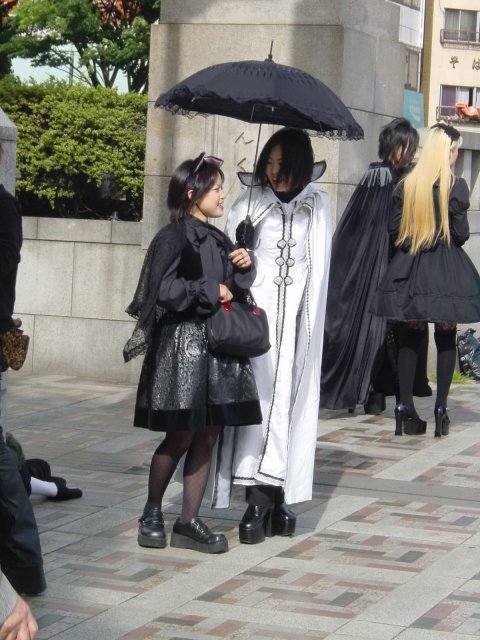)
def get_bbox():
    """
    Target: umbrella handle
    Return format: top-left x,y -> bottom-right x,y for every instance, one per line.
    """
246,119 -> 263,218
